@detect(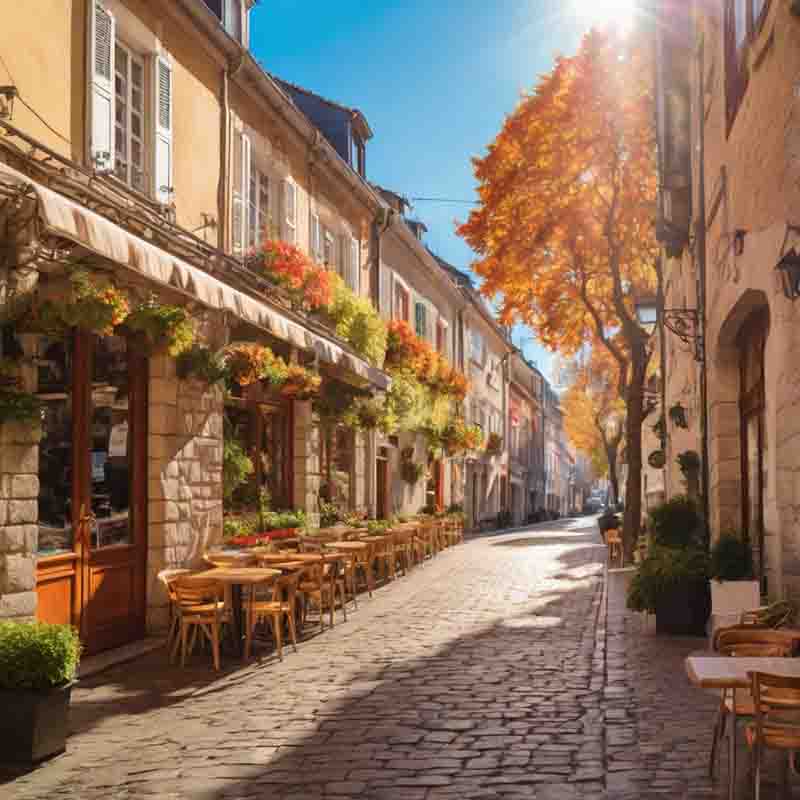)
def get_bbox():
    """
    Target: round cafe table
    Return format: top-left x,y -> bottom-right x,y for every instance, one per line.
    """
182,567 -> 280,657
